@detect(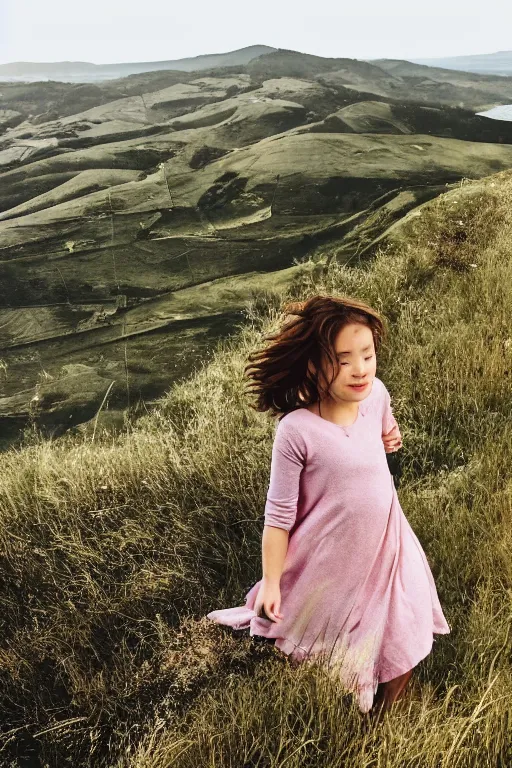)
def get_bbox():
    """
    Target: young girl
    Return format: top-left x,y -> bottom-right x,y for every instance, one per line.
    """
207,294 -> 450,717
